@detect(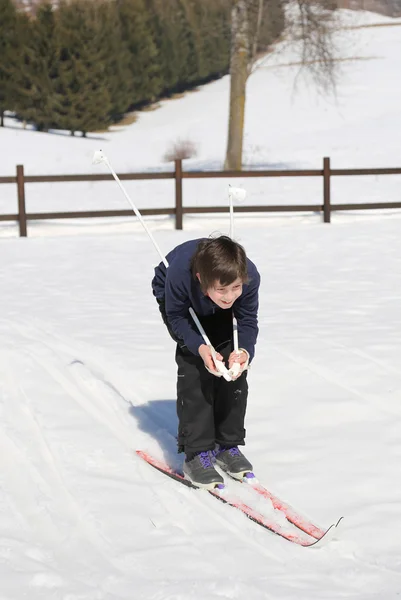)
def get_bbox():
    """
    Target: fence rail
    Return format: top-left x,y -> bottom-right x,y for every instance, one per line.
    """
1,157 -> 401,237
